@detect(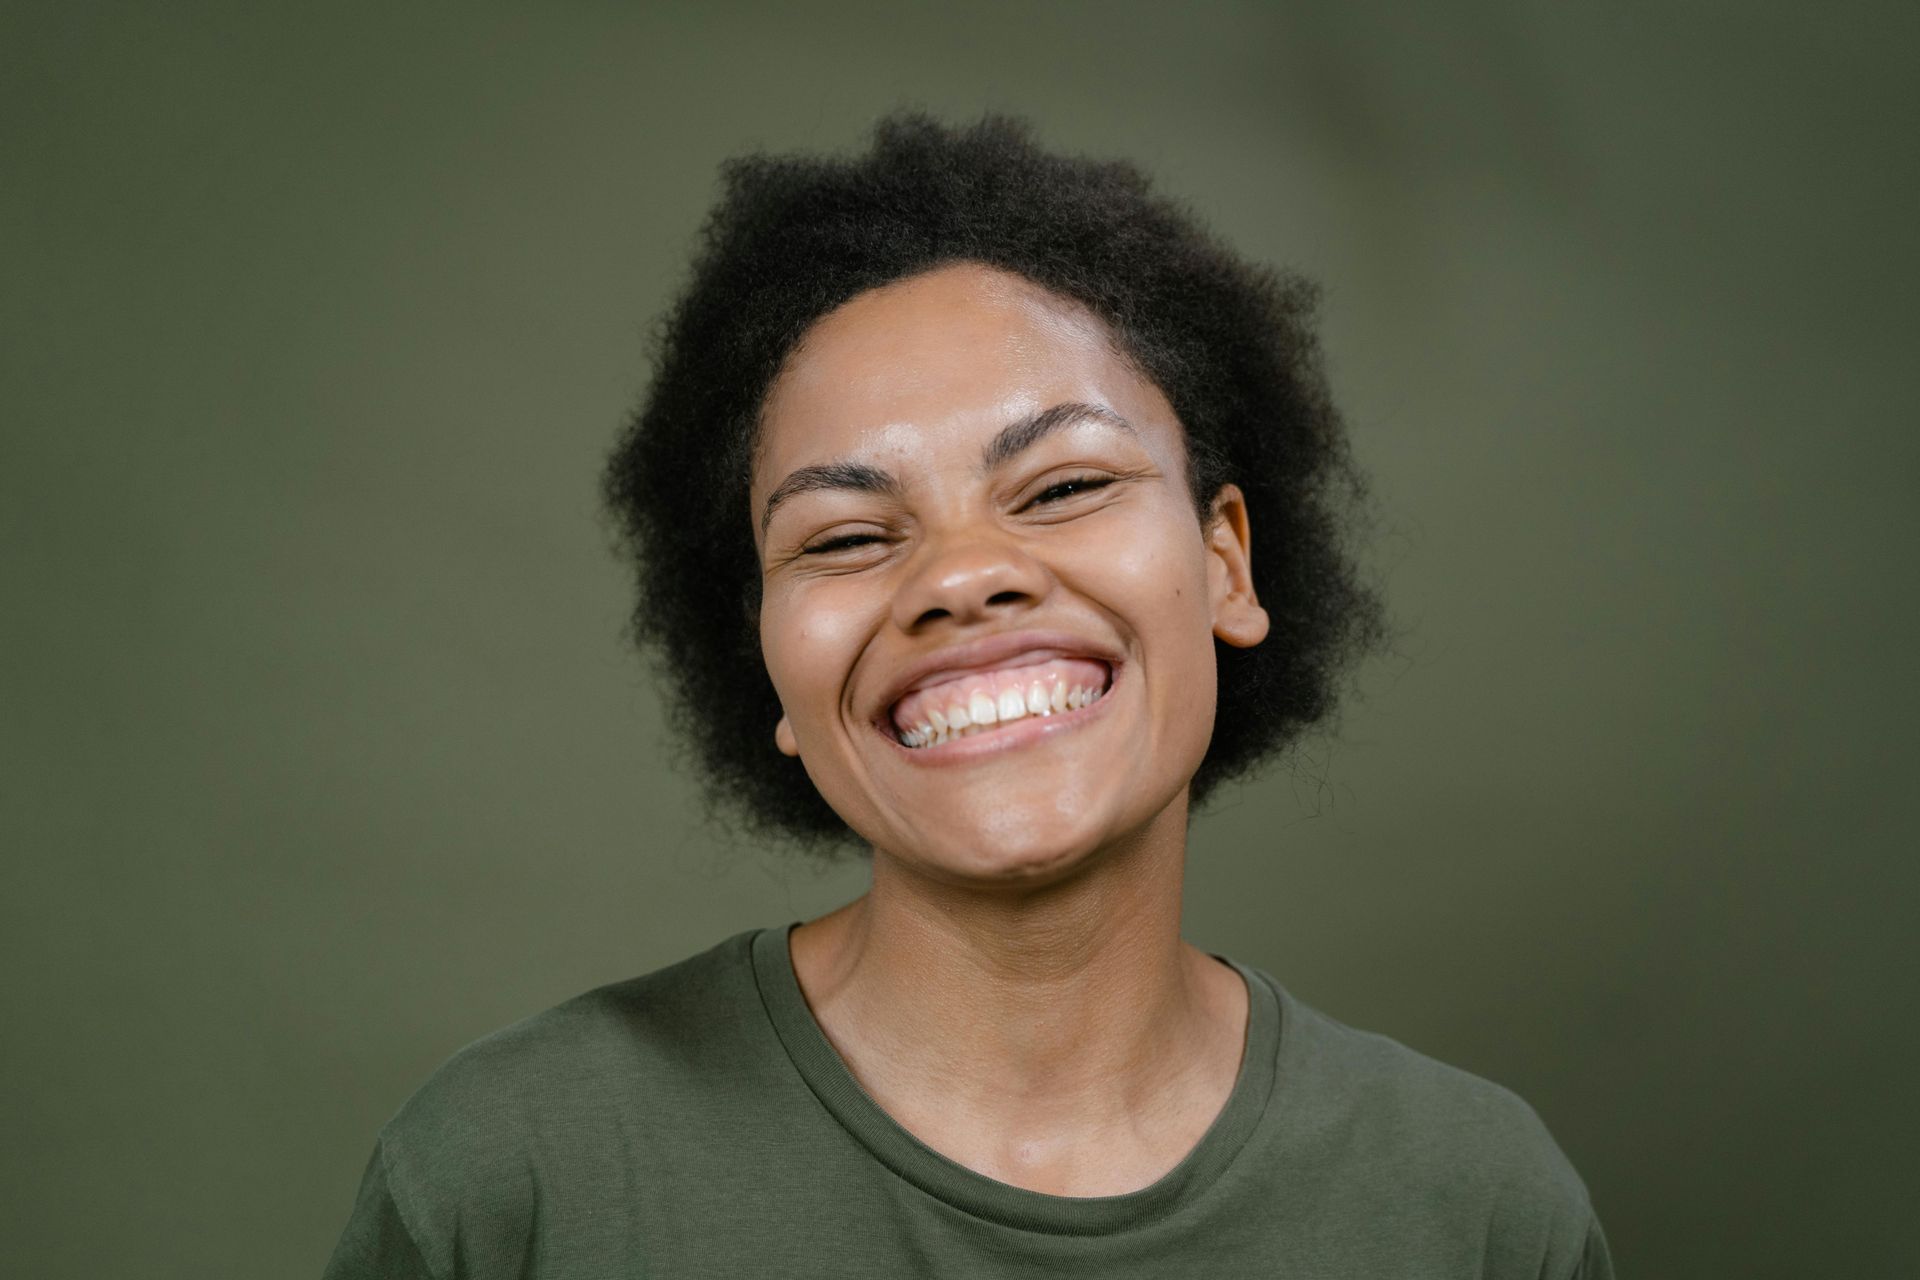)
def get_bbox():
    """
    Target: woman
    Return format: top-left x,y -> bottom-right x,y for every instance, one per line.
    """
324,114 -> 1612,1278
